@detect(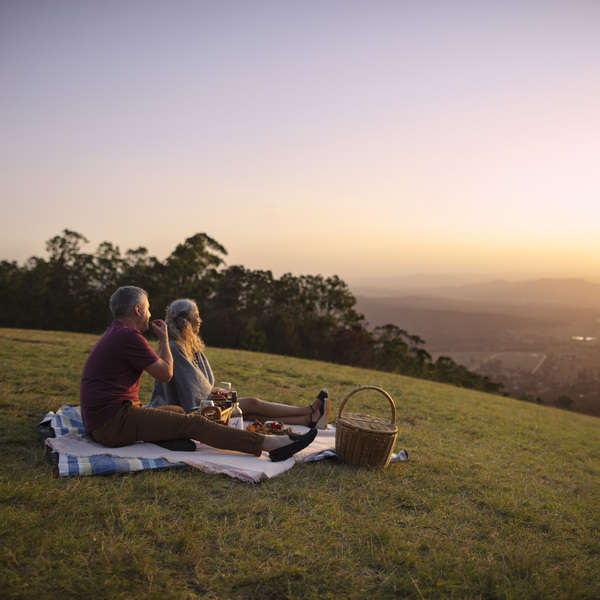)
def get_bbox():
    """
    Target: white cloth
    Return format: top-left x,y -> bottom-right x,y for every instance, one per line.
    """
46,423 -> 337,483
